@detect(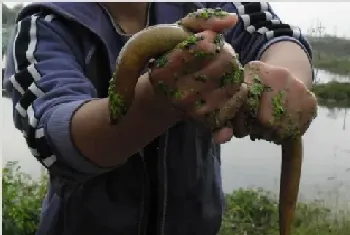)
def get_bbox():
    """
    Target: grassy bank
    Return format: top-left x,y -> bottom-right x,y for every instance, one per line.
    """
312,82 -> 350,108
308,35 -> 350,76
3,162 -> 349,235
313,55 -> 350,76
219,188 -> 350,235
